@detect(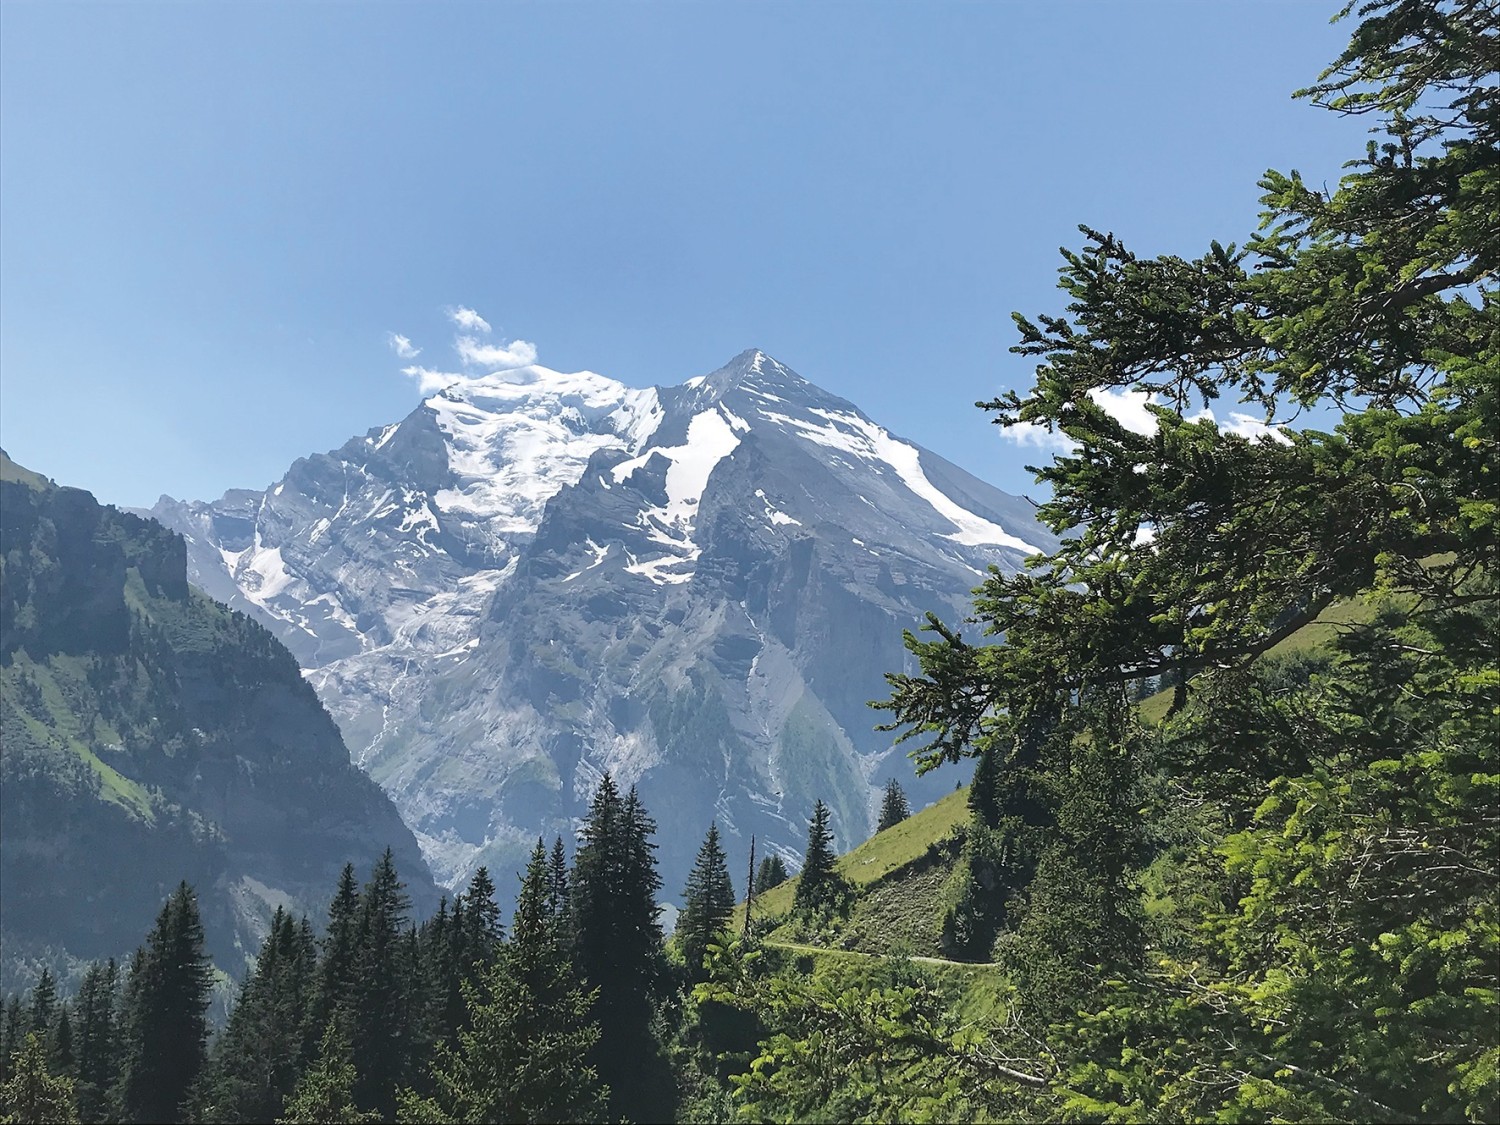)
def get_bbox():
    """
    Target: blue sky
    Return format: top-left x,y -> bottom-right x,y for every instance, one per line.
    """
1,1 -> 1368,509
